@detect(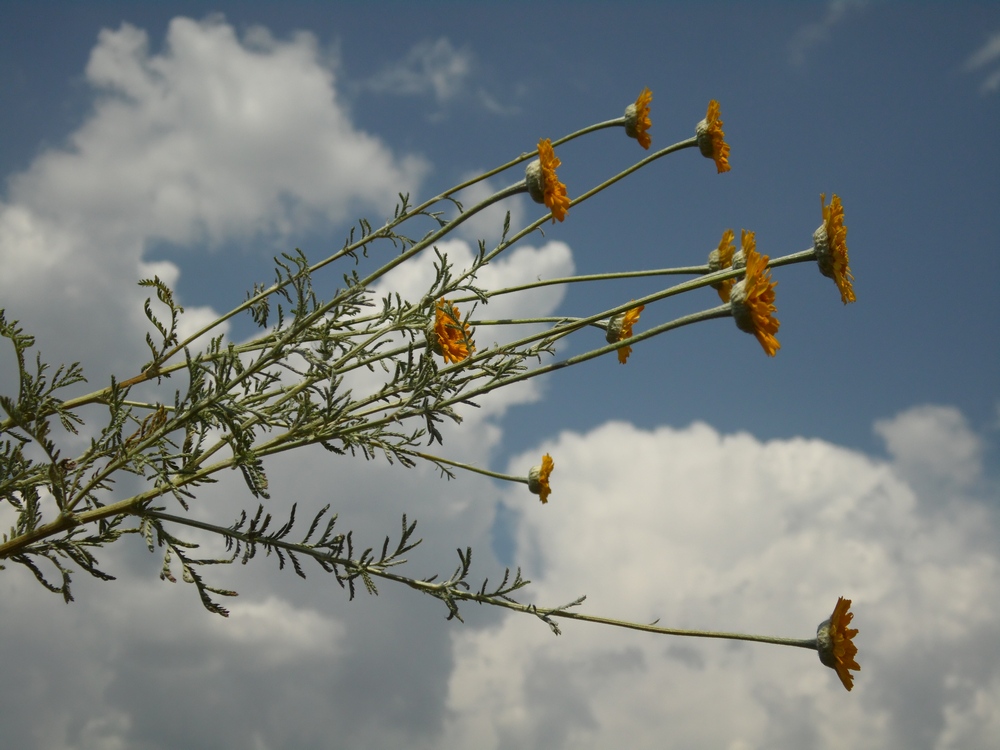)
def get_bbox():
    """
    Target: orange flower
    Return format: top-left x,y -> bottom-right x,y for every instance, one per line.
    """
696,100 -> 731,173
526,139 -> 570,223
625,87 -> 653,149
817,596 -> 860,691
606,302 -> 645,364
431,300 -> 475,364
708,229 -> 737,302
814,194 -> 855,304
528,454 -> 554,504
729,230 -> 780,356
